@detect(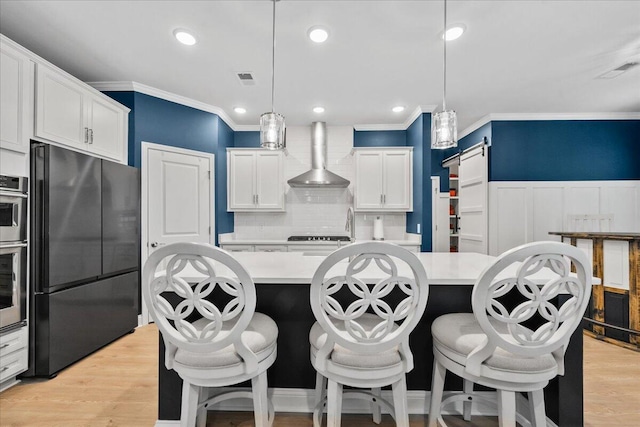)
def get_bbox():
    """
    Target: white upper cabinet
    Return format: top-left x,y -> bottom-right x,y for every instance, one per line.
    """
35,63 -> 128,163
0,39 -> 33,154
227,149 -> 285,211
354,147 -> 413,212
